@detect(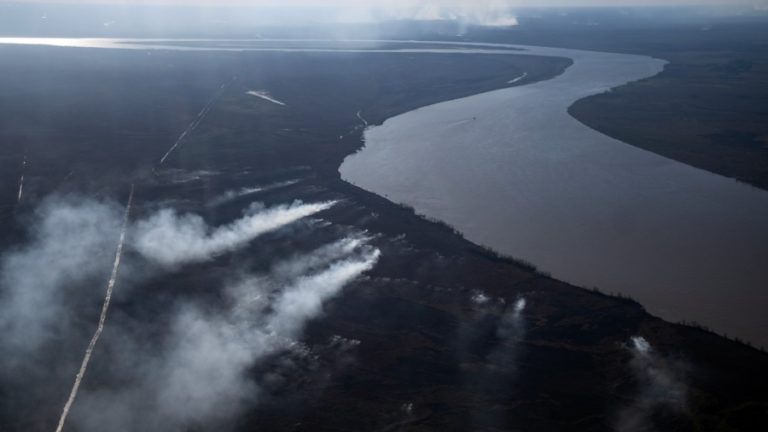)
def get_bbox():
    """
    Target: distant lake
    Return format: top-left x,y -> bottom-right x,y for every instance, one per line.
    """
341,44 -> 768,348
